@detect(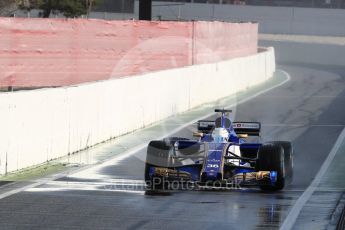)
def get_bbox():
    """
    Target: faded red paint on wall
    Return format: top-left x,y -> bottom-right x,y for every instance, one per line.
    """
0,18 -> 257,87
194,21 -> 258,64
